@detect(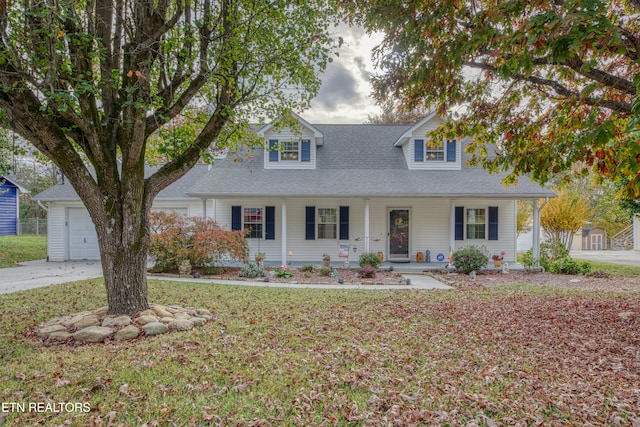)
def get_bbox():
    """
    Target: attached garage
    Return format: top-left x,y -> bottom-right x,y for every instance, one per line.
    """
33,164 -> 212,262
67,208 -> 100,260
